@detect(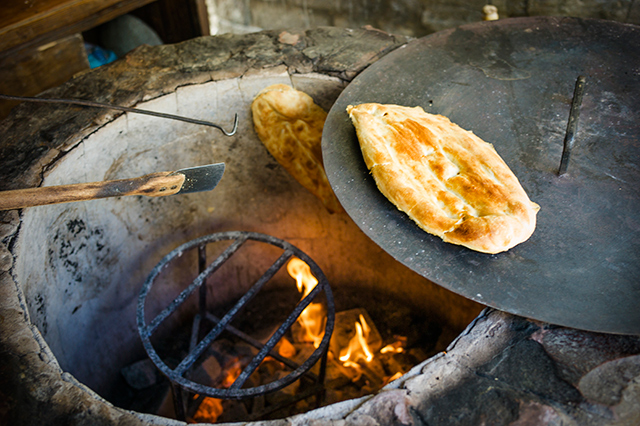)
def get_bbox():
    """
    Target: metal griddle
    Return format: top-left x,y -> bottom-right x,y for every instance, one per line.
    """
322,17 -> 640,335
